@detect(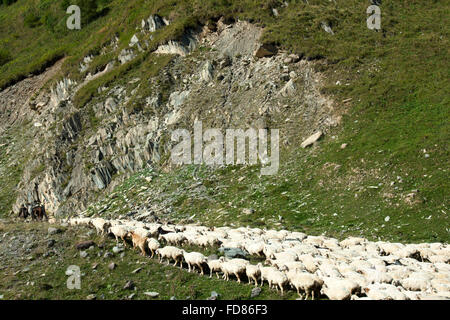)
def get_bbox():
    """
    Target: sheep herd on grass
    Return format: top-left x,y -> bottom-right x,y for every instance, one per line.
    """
66,216 -> 450,300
